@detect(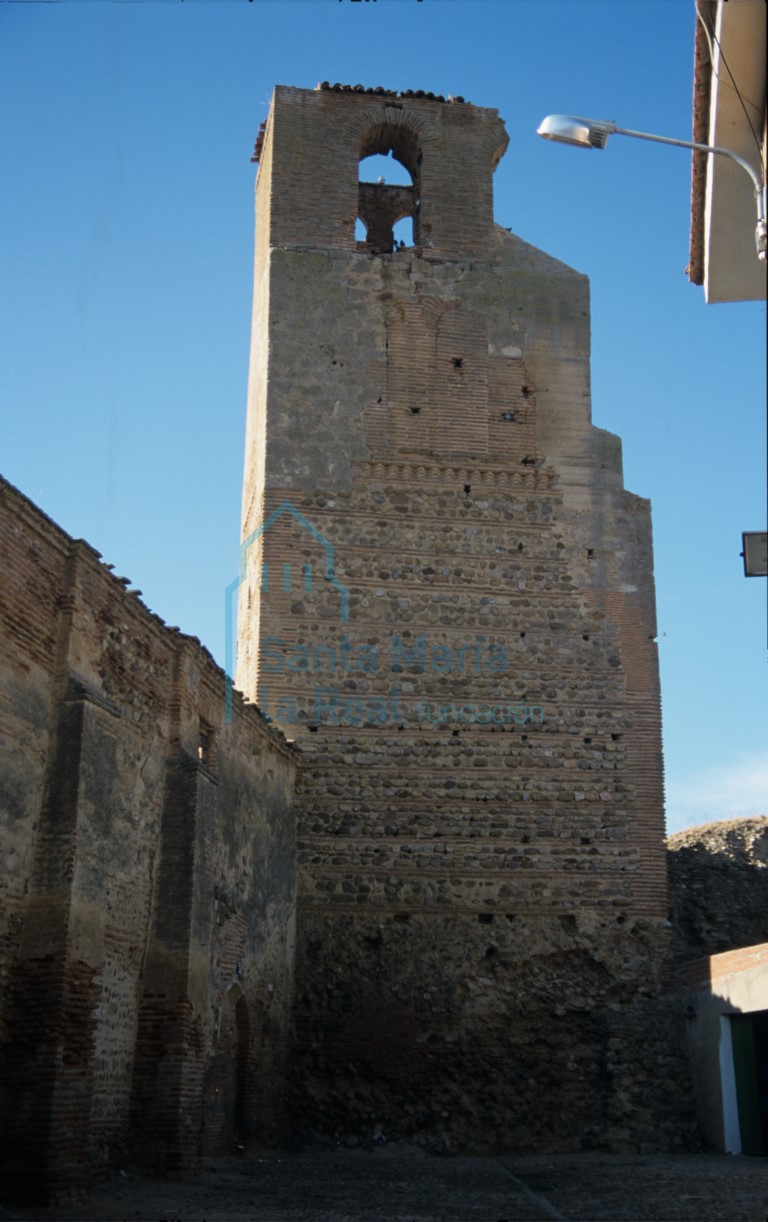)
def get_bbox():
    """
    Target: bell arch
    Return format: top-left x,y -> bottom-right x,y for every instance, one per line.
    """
354,113 -> 428,252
